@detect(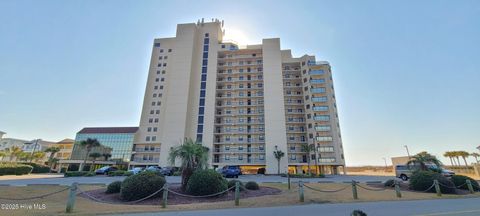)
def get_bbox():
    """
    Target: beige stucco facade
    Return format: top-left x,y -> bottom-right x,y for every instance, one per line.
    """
134,19 -> 345,174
